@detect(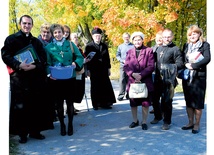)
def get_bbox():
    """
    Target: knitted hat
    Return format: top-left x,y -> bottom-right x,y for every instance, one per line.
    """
91,26 -> 103,35
131,32 -> 144,40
